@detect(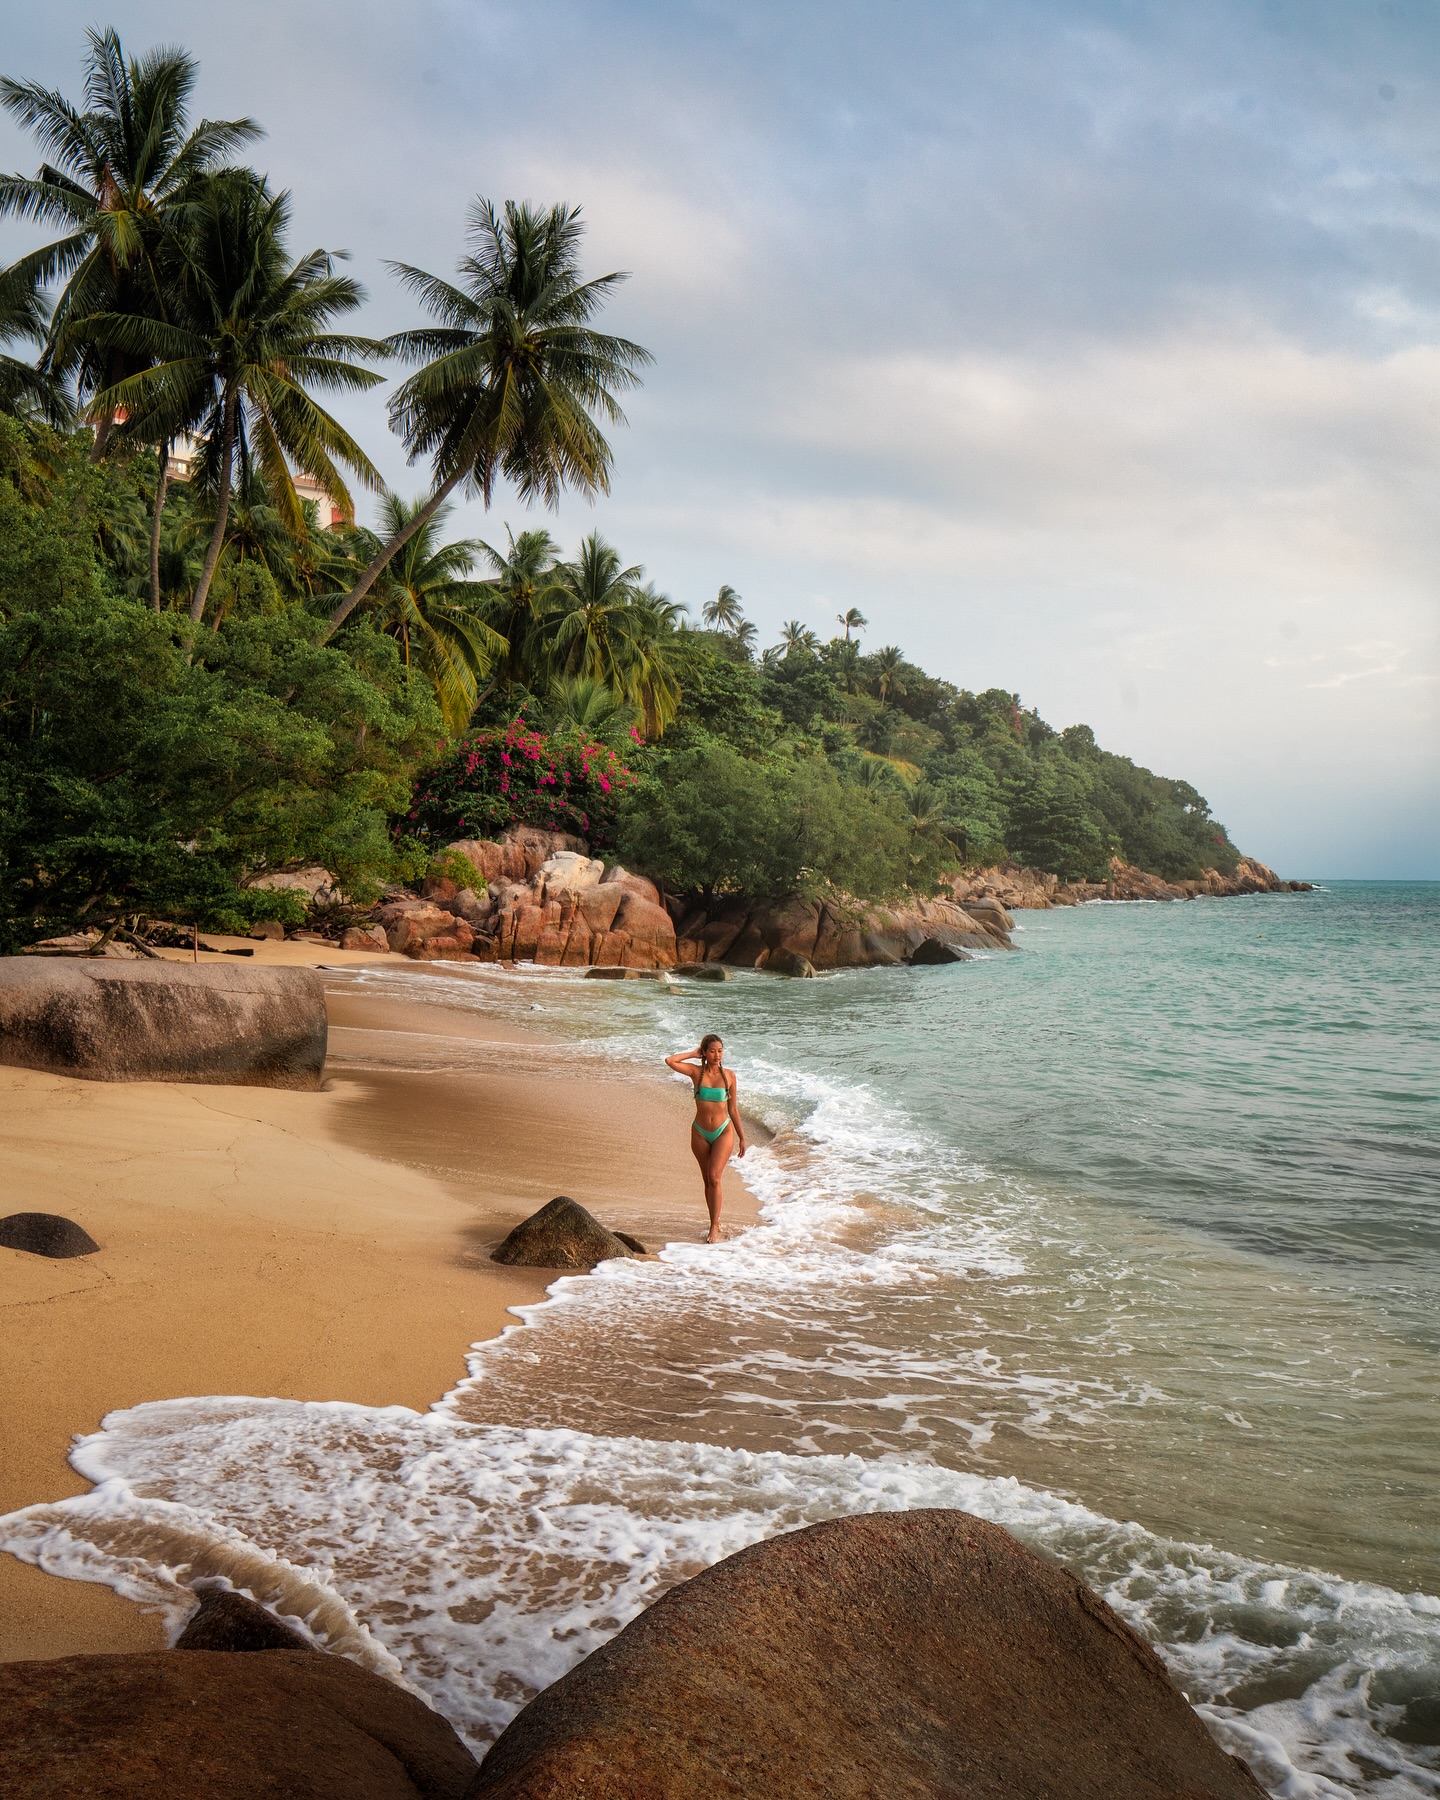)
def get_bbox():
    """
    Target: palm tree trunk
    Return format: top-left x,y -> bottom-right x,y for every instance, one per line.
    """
149,441 -> 170,613
322,470 -> 465,640
189,392 -> 237,625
